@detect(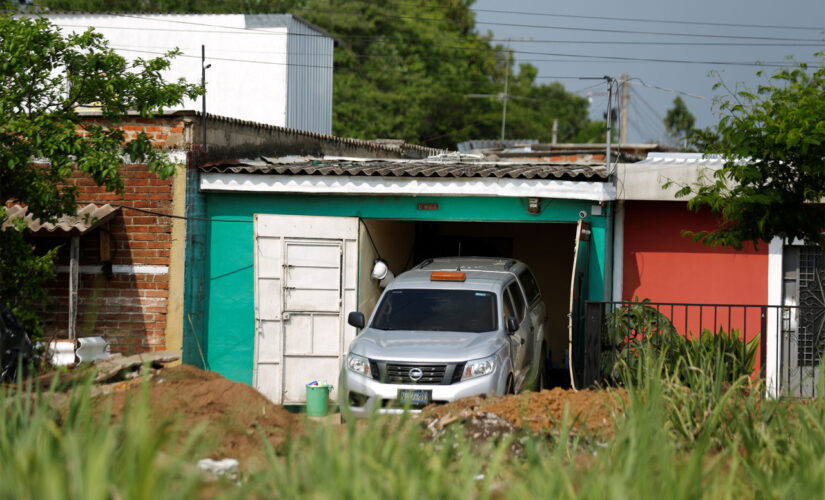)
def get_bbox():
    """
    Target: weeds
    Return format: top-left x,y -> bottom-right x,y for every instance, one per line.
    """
5,357 -> 825,499
0,373 -> 207,500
